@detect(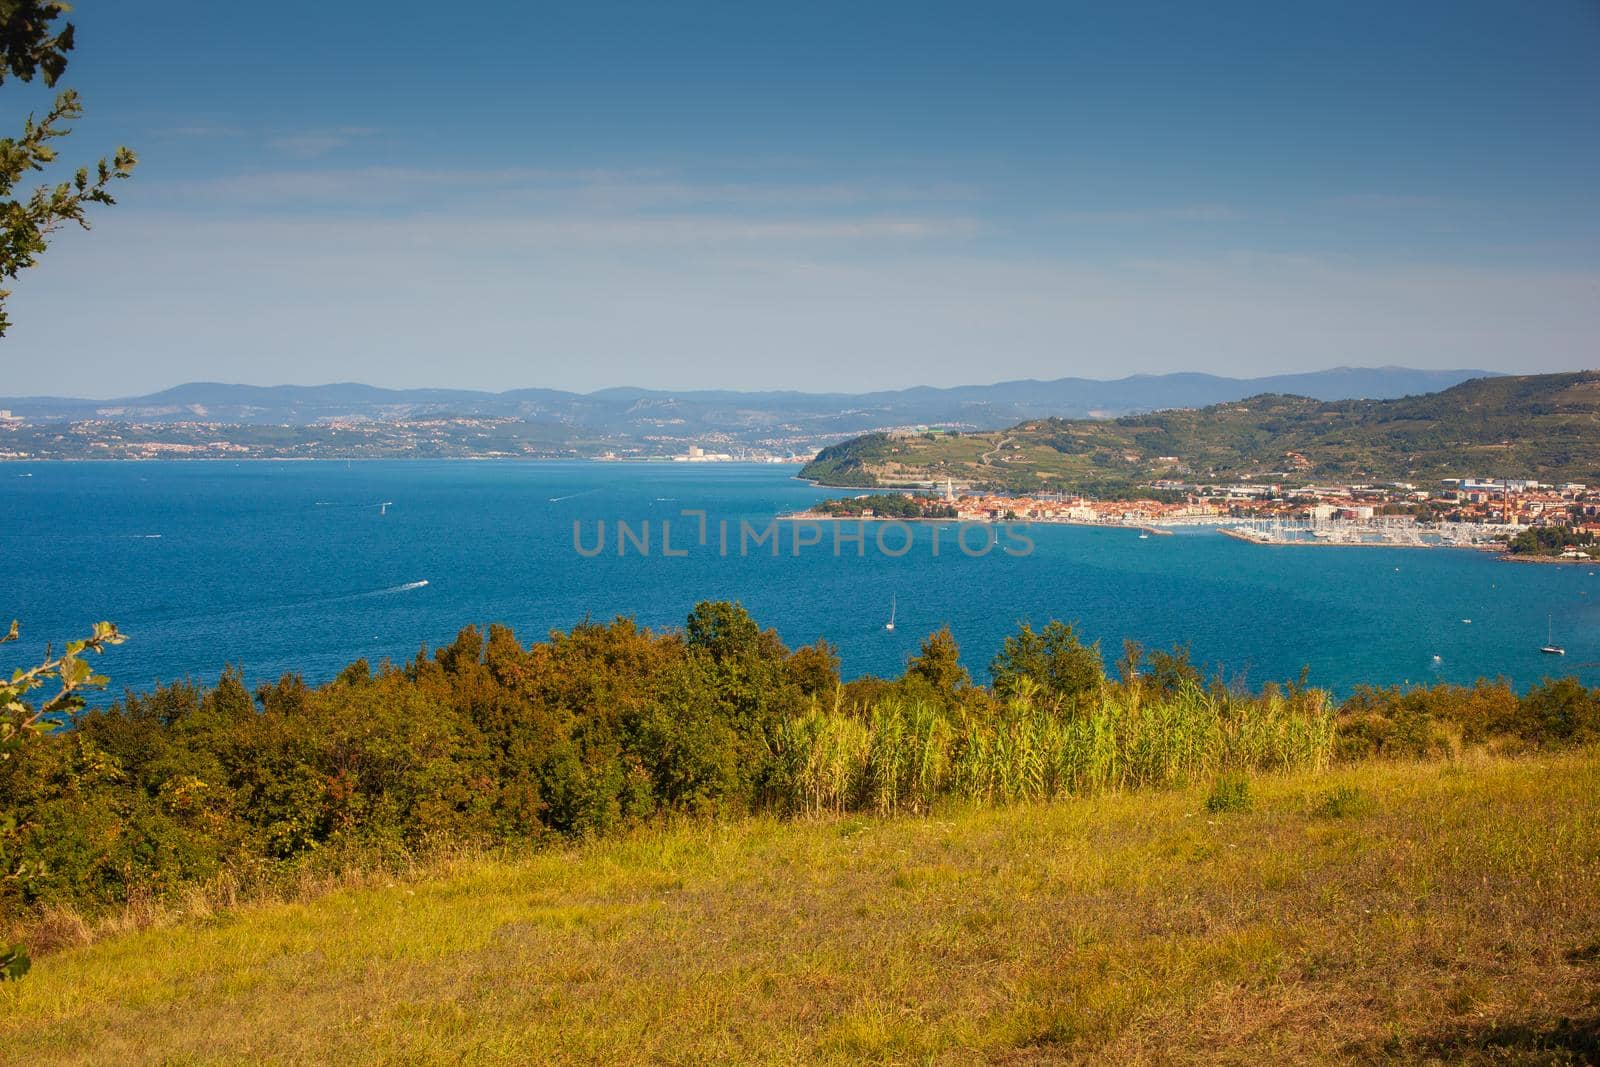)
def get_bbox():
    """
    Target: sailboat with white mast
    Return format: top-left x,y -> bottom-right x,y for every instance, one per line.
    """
1541,614 -> 1565,655
885,594 -> 896,632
